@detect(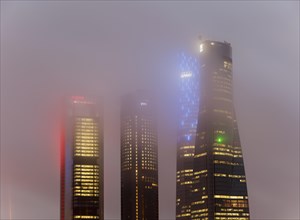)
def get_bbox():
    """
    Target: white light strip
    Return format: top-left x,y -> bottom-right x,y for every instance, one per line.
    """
181,71 -> 192,78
